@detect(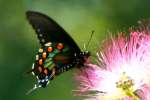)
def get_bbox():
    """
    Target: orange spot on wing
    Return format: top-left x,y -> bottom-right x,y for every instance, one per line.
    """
57,43 -> 64,50
42,52 -> 47,59
39,59 -> 43,65
47,47 -> 53,52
